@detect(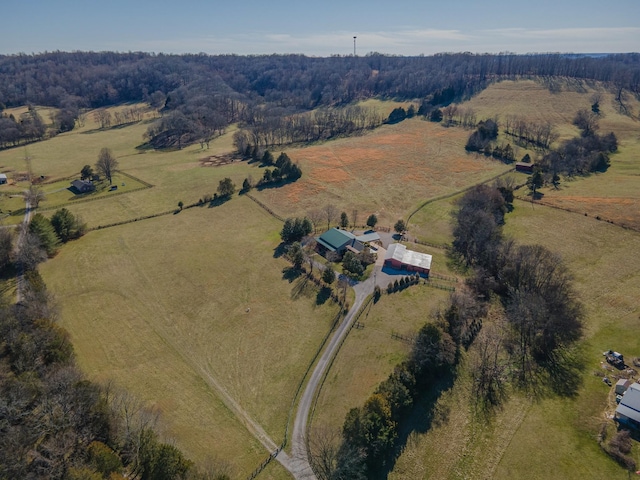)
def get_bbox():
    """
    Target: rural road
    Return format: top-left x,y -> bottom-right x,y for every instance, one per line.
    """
283,262 -> 380,479
15,198 -> 32,303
